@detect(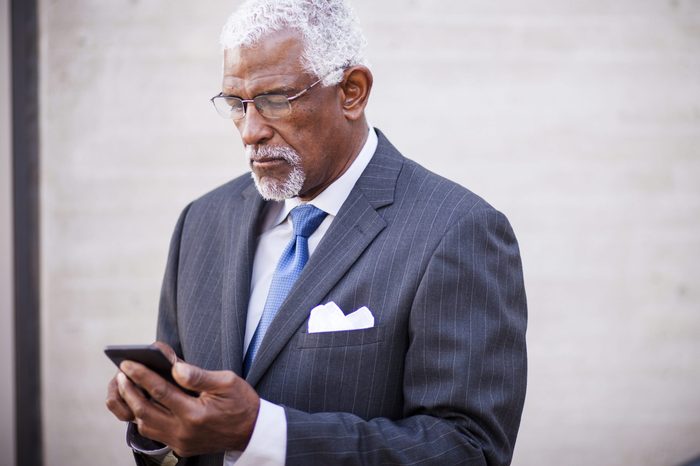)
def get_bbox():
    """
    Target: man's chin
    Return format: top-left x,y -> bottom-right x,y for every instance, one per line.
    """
250,173 -> 302,201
